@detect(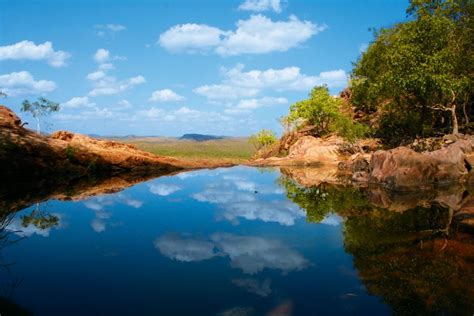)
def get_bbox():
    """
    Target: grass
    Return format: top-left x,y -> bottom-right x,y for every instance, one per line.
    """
119,137 -> 255,163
